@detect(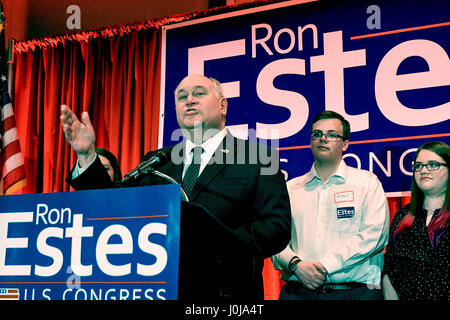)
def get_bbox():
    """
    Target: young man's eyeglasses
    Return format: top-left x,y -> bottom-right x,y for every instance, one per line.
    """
411,161 -> 448,172
310,130 -> 345,142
